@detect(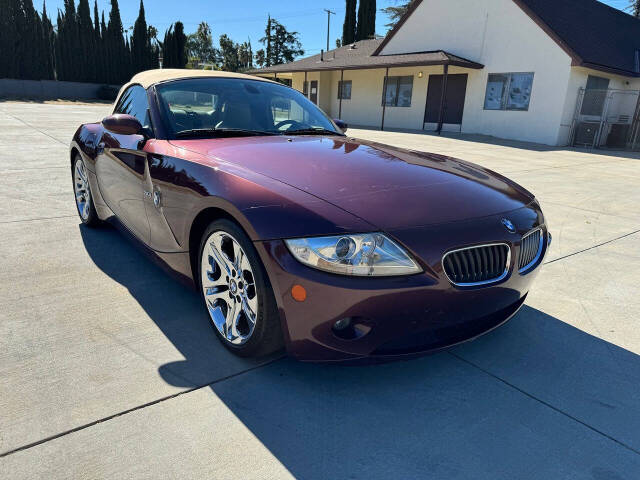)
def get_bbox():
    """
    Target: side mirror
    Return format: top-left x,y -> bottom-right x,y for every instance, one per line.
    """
102,114 -> 143,136
333,119 -> 348,133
